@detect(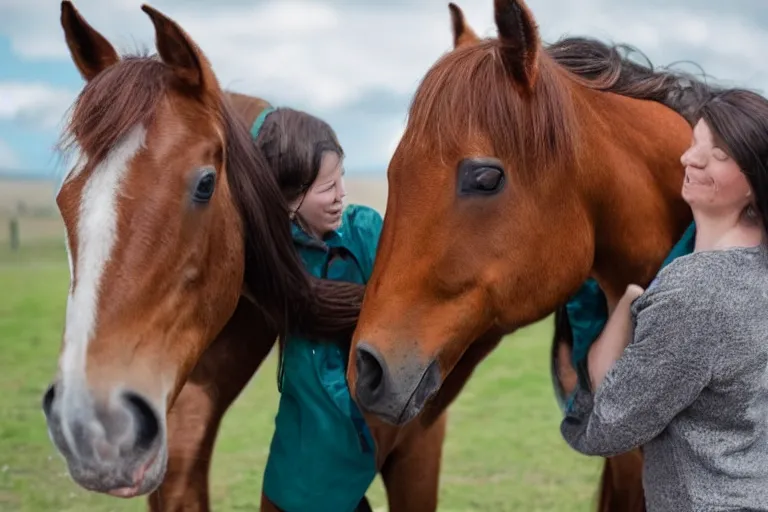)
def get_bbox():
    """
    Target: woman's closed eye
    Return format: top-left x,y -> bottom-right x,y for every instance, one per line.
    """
712,148 -> 729,161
